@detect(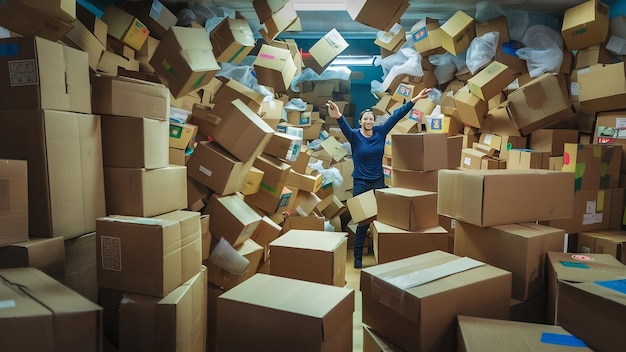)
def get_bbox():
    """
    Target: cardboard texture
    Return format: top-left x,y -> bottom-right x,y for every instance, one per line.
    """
440,10 -> 476,56
346,189 -> 377,225
254,44 -> 297,92
372,221 -> 448,264
0,0 -> 76,42
206,194 -> 261,248
360,250 -> 511,352
529,129 -> 579,156
0,236 -> 65,280
253,153 -> 292,198
578,62 -> 626,113
102,5 -> 150,51
562,143 -> 621,190
62,18 -> 106,72
578,230 -> 626,264
542,188 -> 618,234
307,28 -> 350,74
391,133 -> 448,171
0,110 -> 105,239
0,36 -> 91,114
437,169 -> 575,227
251,215 -> 282,262
506,149 -> 550,170
187,141 -> 251,196
122,0 -> 177,40
217,273 -> 354,351
375,187 -> 438,231
209,17 -> 255,63
62,232 -> 98,303
270,230 -> 347,286
561,0 -> 610,50
347,0 -> 409,31
0,160 -> 28,246
391,169 -> 439,192
0,267 -> 102,352
206,238 -> 262,290
467,61 -> 516,101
